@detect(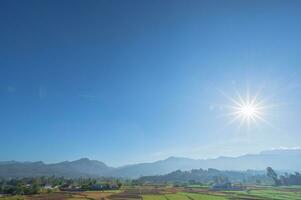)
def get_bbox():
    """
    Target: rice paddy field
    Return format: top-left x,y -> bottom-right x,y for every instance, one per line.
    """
1,185 -> 301,200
